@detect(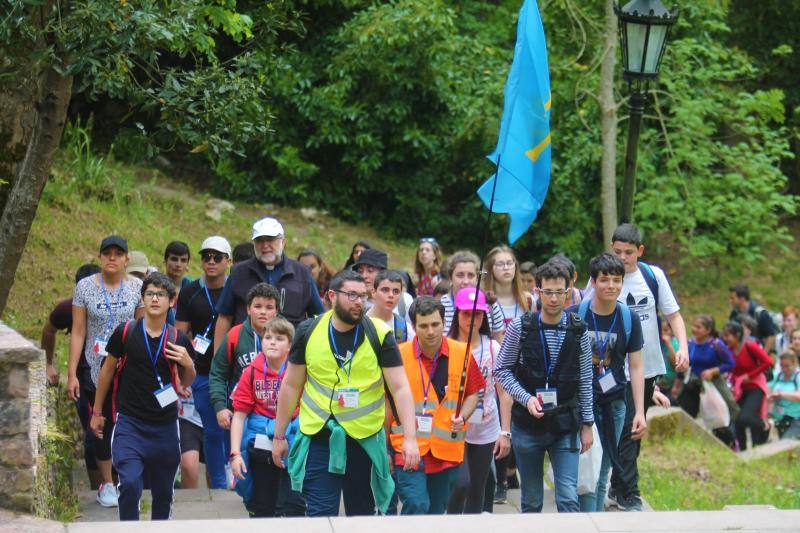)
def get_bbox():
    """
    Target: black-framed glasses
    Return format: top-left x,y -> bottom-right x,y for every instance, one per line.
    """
201,252 -> 227,263
335,290 -> 368,302
144,291 -> 169,300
